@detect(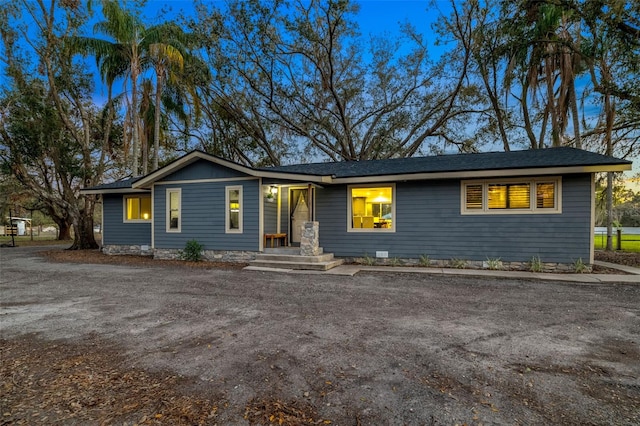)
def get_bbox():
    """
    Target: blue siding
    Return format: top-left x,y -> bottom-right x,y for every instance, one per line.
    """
154,179 -> 260,251
162,159 -> 248,181
102,194 -> 151,245
315,174 -> 592,263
